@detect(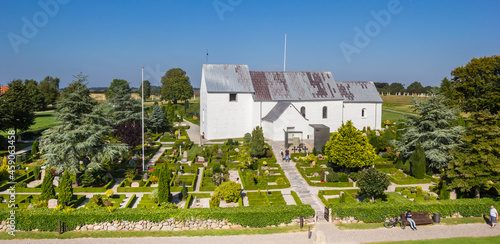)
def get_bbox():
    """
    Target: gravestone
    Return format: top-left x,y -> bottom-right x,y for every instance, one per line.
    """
217,149 -> 222,154
181,151 -> 188,163
28,204 -> 34,210
131,182 -> 140,187
48,199 -> 58,209
198,156 -> 204,163
53,176 -> 60,187
234,148 -> 239,152
40,169 -> 46,181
